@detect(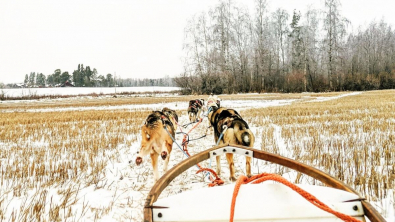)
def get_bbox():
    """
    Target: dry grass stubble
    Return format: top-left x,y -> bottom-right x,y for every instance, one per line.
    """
0,90 -> 394,220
